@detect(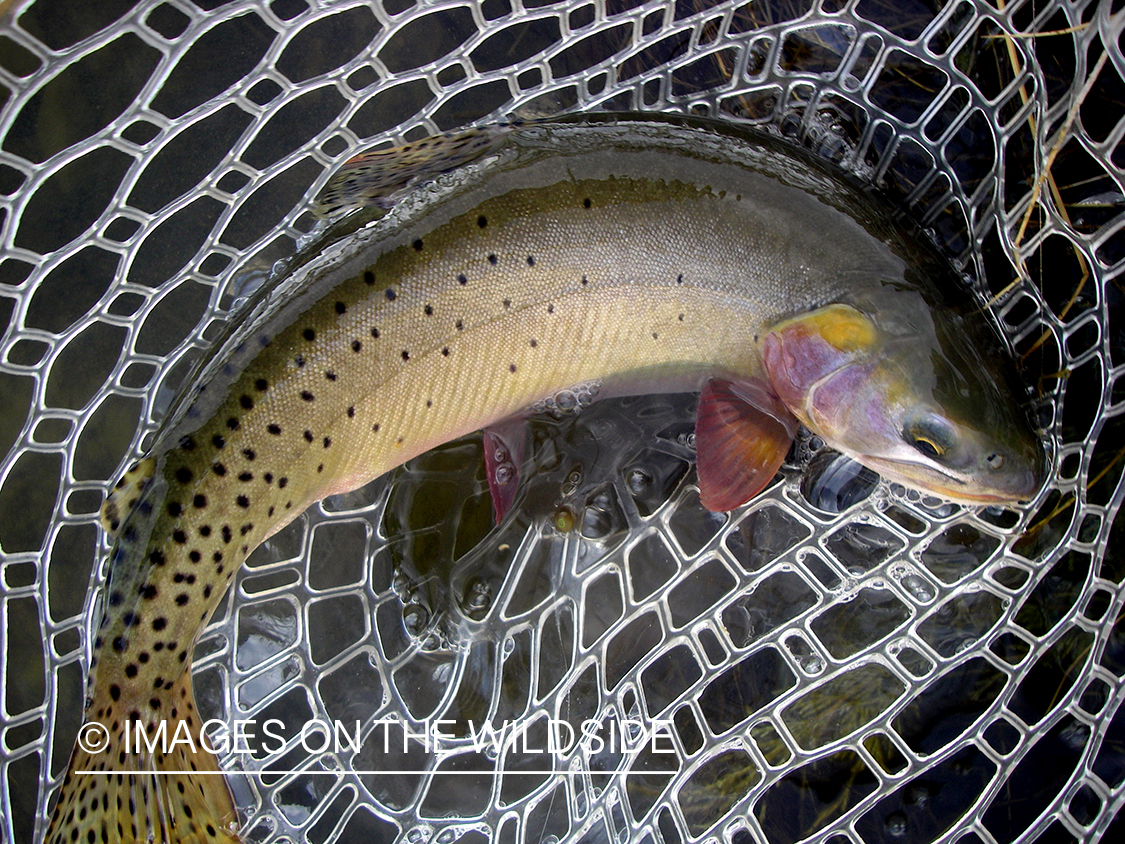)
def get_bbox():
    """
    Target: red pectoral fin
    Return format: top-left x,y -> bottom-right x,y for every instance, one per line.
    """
694,378 -> 798,512
483,418 -> 527,523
